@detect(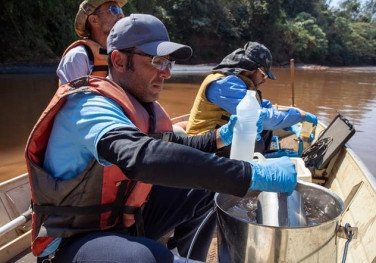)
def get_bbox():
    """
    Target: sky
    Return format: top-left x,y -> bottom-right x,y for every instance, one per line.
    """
328,0 -> 368,8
